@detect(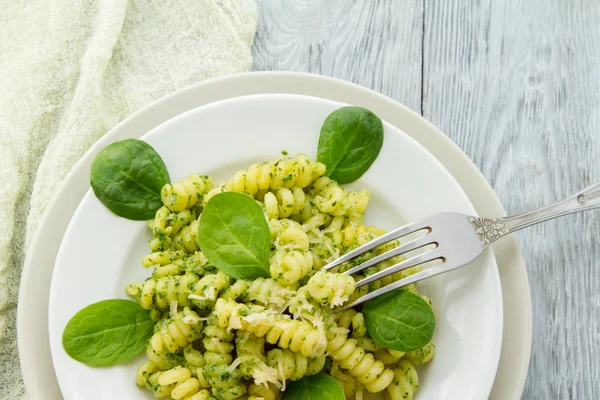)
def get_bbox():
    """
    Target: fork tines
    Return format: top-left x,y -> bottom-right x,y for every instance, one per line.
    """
323,219 -> 445,311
